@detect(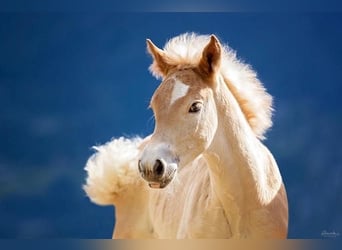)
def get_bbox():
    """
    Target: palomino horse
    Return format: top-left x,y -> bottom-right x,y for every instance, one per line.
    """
84,33 -> 288,238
